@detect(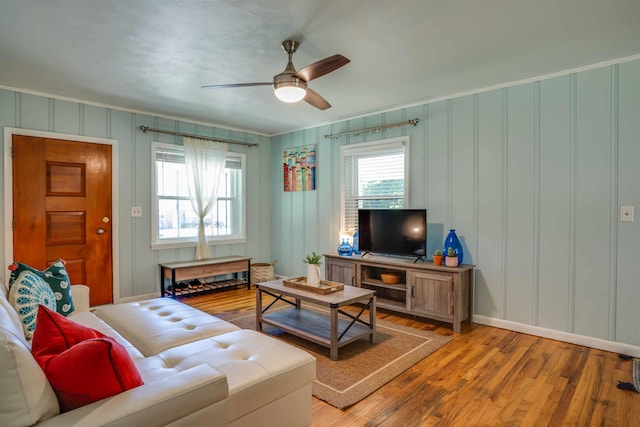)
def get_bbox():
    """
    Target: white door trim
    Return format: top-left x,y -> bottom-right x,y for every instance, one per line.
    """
3,127 -> 120,304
